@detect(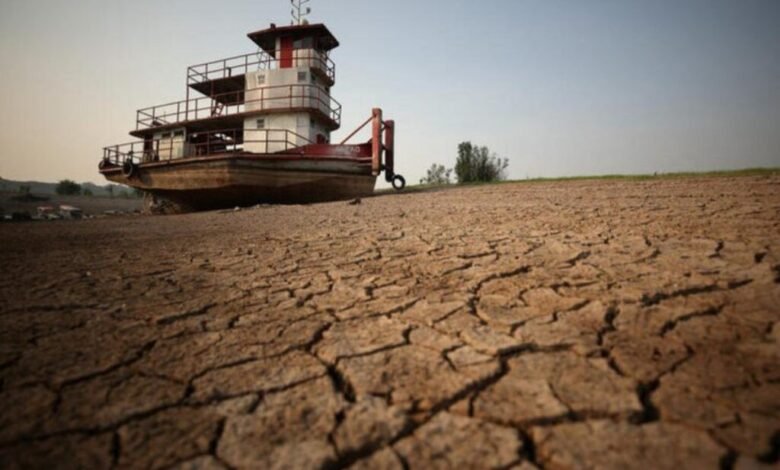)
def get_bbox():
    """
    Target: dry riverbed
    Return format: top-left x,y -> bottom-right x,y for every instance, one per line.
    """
1,176 -> 778,469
